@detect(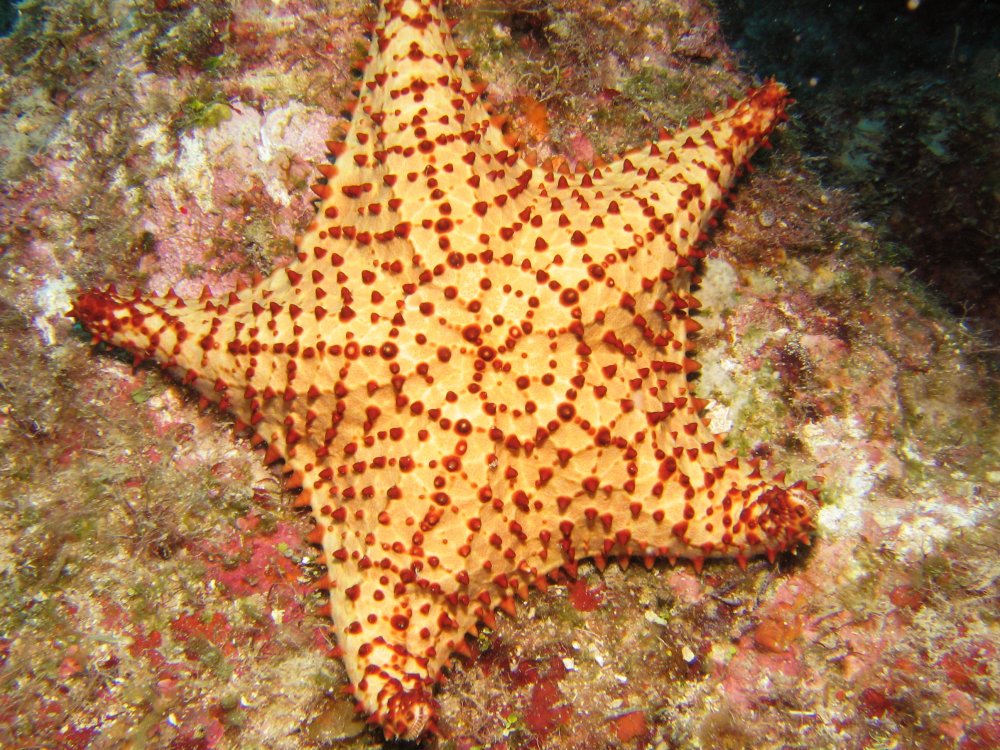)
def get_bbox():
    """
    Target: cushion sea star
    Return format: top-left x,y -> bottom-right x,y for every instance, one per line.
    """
70,0 -> 817,740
